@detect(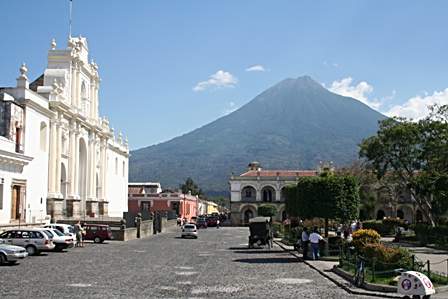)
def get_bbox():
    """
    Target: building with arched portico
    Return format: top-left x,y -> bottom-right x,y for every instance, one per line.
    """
229,162 -> 318,225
